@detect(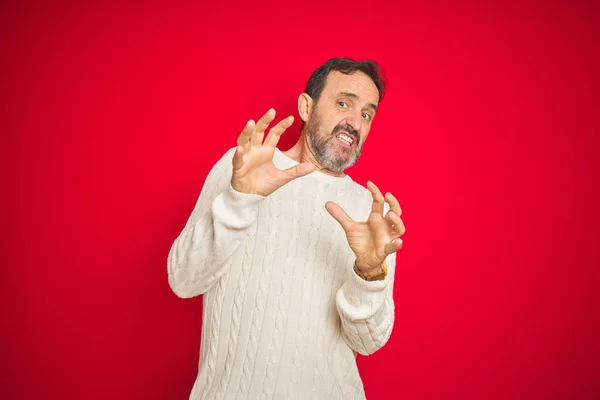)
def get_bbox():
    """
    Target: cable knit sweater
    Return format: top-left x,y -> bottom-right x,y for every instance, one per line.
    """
168,148 -> 397,400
